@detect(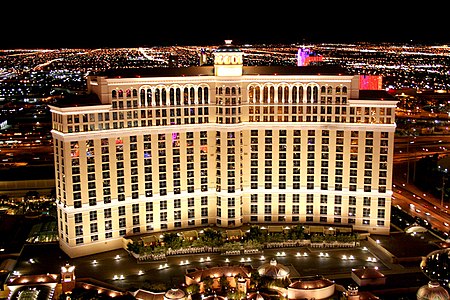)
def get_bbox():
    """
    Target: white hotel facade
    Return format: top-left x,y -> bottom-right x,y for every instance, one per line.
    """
50,42 -> 398,258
